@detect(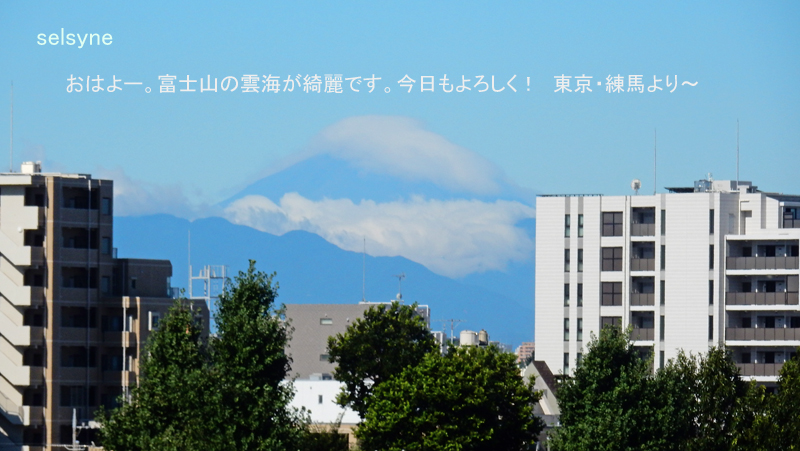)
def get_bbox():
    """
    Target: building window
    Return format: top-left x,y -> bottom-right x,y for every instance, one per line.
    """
101,197 -> 112,215
708,280 -> 714,305
660,351 -> 665,369
576,353 -> 583,366
565,214 -> 571,238
320,354 -> 330,362
741,352 -> 751,364
318,395 -> 323,405
709,209 -> 715,234
660,315 -> 665,341
660,245 -> 666,269
601,316 -> 622,328
578,214 -> 584,237
564,284 -> 570,306
131,278 -> 137,290
577,318 -> 583,341
563,353 -> 570,374
602,282 -> 623,306
602,247 -> 623,271
577,283 -> 583,307
602,212 -> 623,237
564,318 -> 570,341
101,276 -> 111,294
578,249 -> 584,272
148,311 -> 160,331
60,386 -> 87,407
709,245 -> 715,269
660,280 -> 665,305
660,209 -> 666,235
101,237 -> 111,255
320,318 -> 333,325
564,249 -> 570,272
708,315 -> 714,340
